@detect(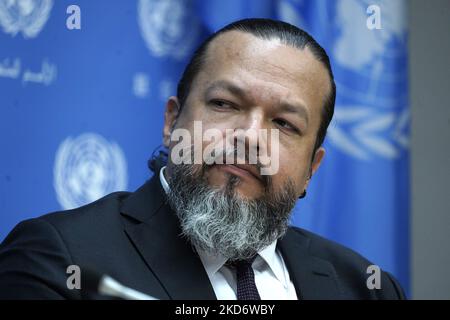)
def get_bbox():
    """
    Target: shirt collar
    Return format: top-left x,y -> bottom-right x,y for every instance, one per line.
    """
257,240 -> 286,286
158,166 -> 285,285
196,241 -> 285,286
196,248 -> 229,279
